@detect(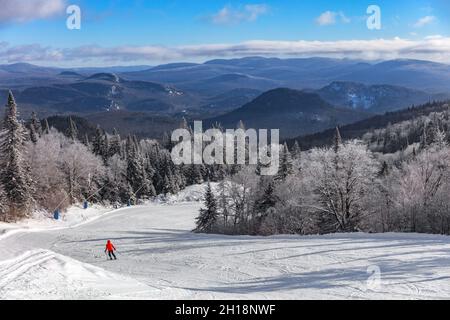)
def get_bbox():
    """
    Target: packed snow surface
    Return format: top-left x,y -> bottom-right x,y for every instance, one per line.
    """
2,195 -> 450,299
